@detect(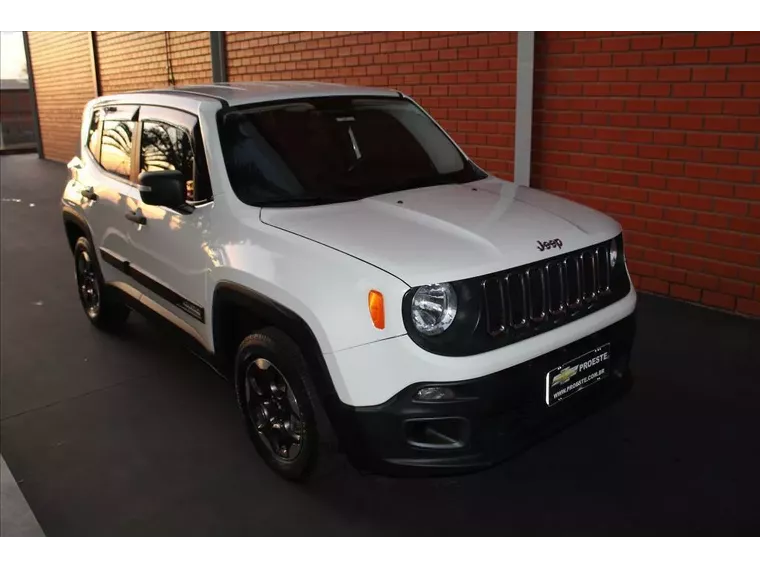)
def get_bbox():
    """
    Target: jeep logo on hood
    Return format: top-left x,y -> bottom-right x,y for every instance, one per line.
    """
537,238 -> 563,252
